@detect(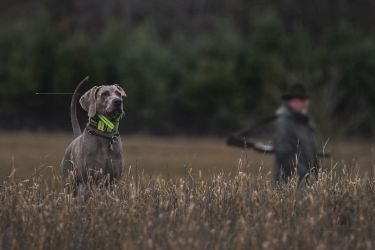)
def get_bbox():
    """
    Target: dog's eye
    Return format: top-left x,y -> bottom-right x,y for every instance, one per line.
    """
101,91 -> 110,97
115,91 -> 121,97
